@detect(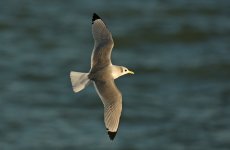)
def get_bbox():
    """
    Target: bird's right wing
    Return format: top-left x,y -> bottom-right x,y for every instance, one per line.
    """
93,79 -> 122,140
91,13 -> 114,68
